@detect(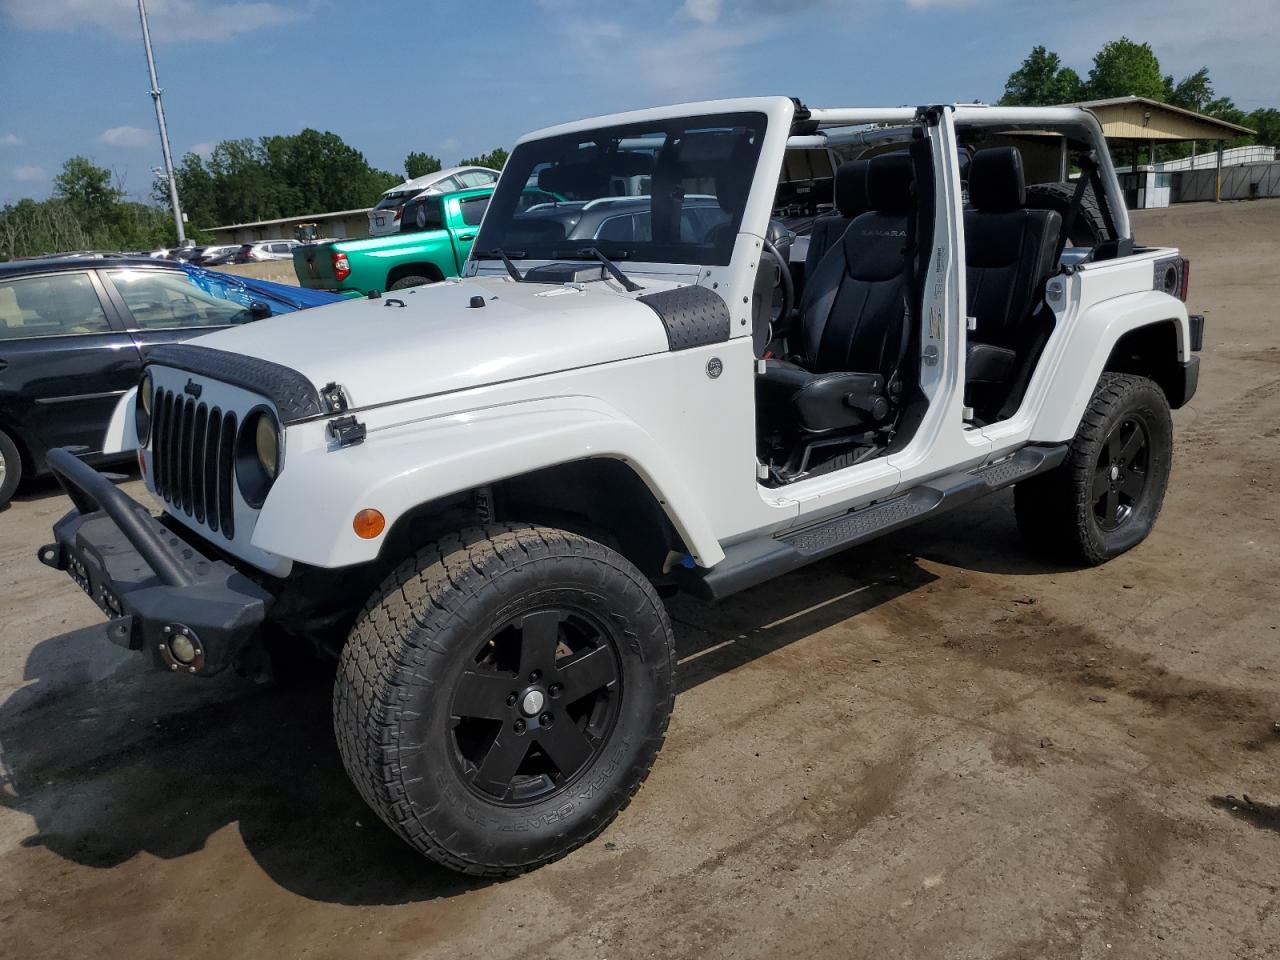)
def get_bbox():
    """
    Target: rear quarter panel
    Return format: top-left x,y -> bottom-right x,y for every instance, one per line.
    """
981,249 -> 1191,452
